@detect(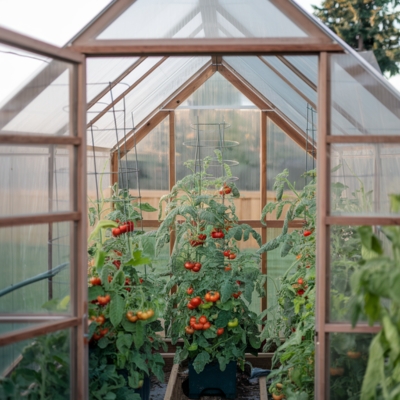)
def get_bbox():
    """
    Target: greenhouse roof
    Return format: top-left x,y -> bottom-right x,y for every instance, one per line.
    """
1,0 -> 400,153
